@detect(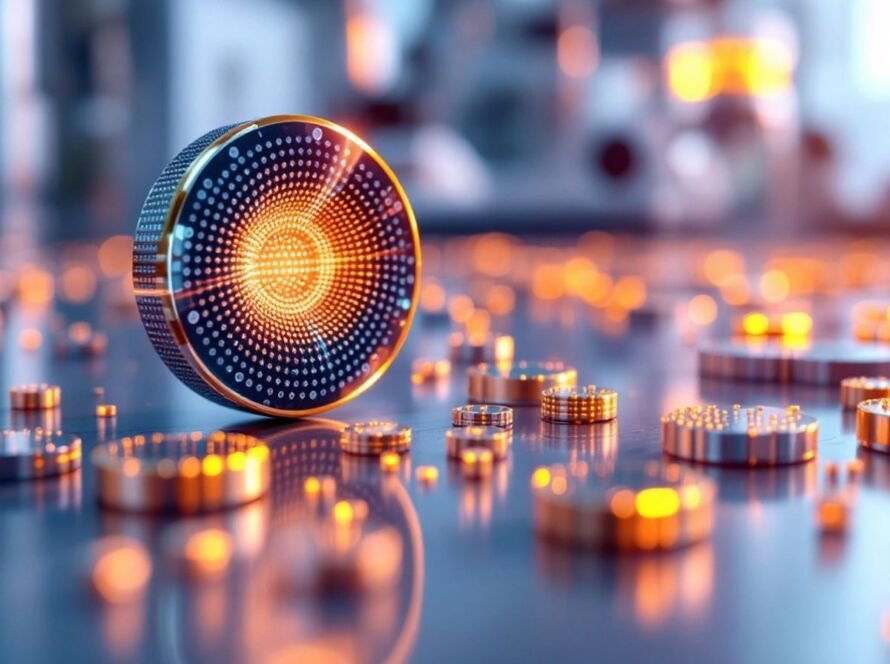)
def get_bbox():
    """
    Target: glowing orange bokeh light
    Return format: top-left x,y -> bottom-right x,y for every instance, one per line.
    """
667,37 -> 794,102
558,25 -> 599,79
